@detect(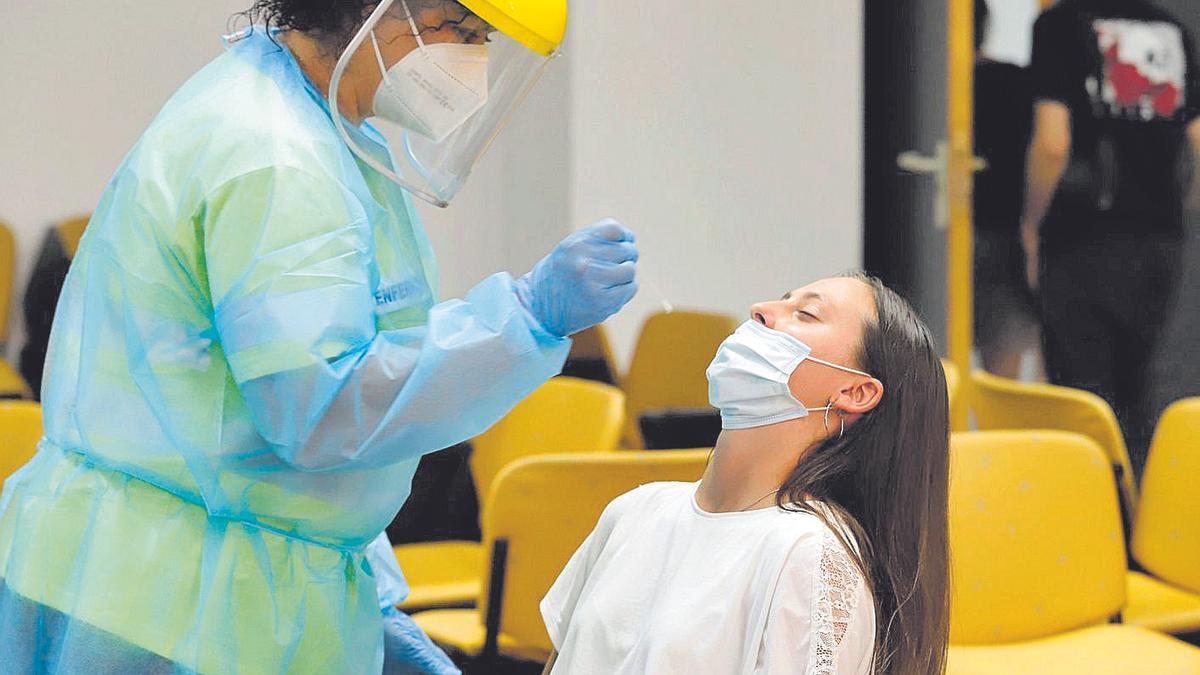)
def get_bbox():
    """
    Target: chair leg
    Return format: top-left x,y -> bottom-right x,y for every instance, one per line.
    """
481,538 -> 510,665
1113,462 -> 1134,545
